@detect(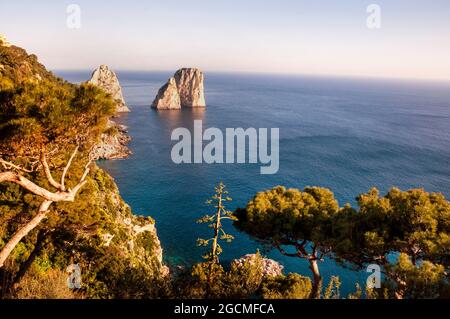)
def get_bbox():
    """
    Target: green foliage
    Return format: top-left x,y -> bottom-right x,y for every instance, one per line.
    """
1,164 -> 164,298
260,273 -> 312,299
81,245 -> 163,299
352,188 -> 450,265
382,253 -> 450,299
389,188 -> 449,264
0,80 -> 114,157
171,252 -> 311,299
7,266 -> 77,299
347,284 -> 363,299
323,276 -> 341,299
234,186 -> 339,245
0,43 -> 114,158
0,46 -> 54,89
2,43 -> 449,300
226,252 -> 265,298
234,186 -> 340,298
0,43 -> 164,299
188,261 -> 227,298
330,188 -> 450,299
237,185 -> 450,299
